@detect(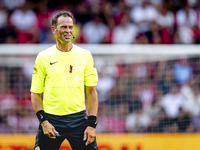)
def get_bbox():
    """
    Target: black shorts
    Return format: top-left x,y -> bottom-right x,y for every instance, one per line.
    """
34,110 -> 98,150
